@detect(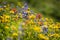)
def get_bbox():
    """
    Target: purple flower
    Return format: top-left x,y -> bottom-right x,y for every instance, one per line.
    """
23,11 -> 27,14
22,11 -> 28,18
24,3 -> 28,10
41,25 -> 48,34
